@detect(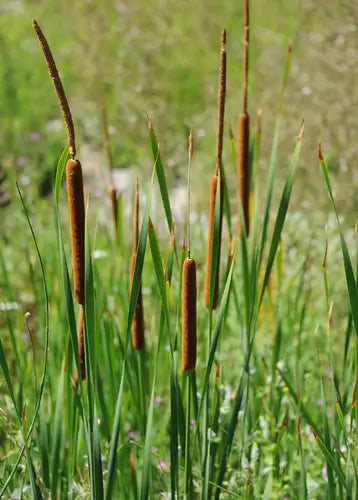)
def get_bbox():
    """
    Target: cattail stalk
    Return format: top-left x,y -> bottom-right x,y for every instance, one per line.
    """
78,306 -> 86,380
182,131 -> 197,371
33,19 -> 76,157
130,179 -> 145,350
204,29 -> 226,310
237,0 -> 250,235
66,159 -> 85,305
